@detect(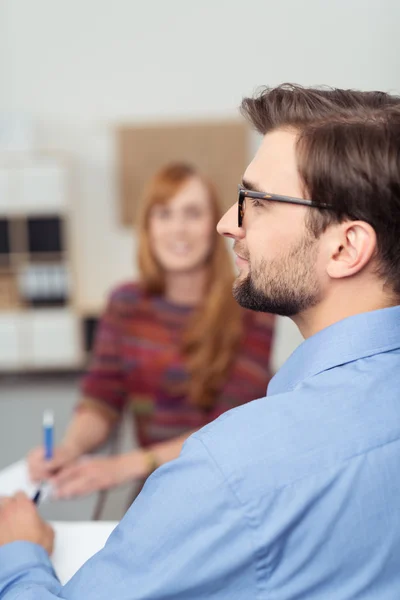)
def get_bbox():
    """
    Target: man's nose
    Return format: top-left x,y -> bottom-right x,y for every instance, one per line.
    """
217,203 -> 244,239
